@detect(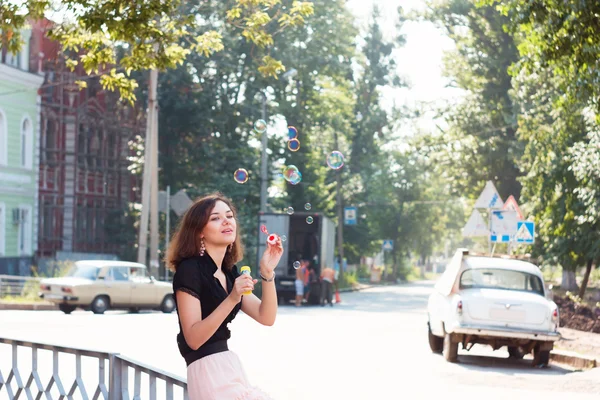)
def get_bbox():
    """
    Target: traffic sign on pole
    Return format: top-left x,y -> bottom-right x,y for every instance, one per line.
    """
344,206 -> 357,225
515,221 -> 535,244
474,181 -> 504,209
490,210 -> 518,243
503,195 -> 524,220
